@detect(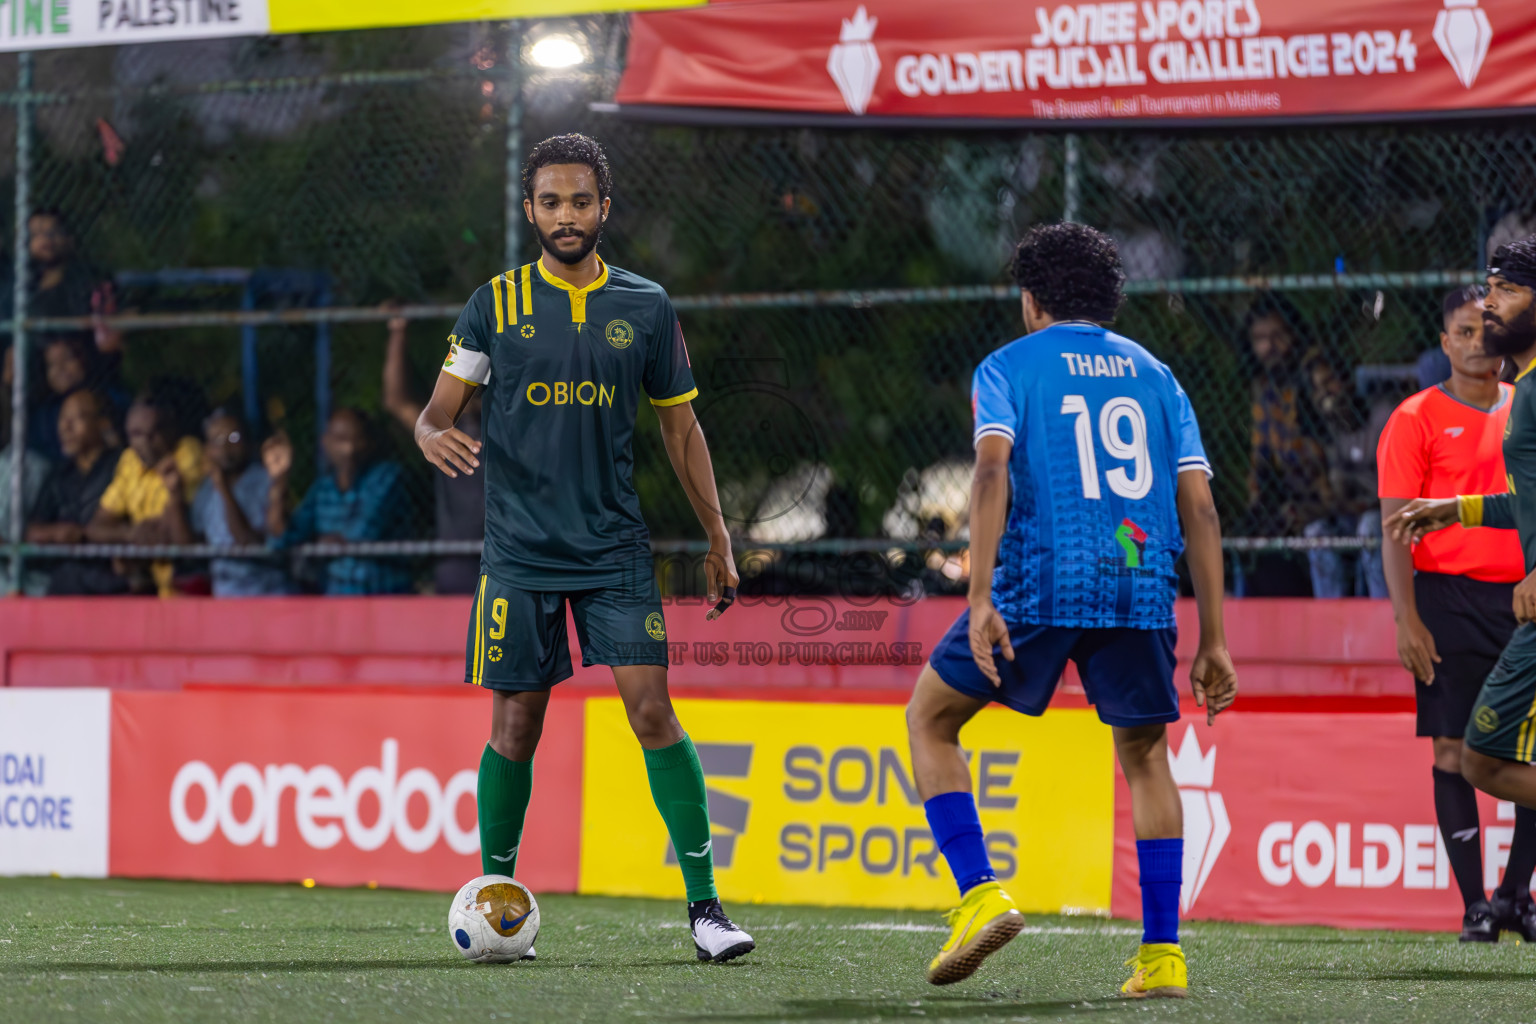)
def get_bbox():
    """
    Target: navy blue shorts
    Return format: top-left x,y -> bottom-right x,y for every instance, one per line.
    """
929,609 -> 1179,728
